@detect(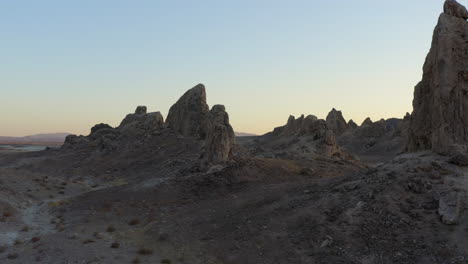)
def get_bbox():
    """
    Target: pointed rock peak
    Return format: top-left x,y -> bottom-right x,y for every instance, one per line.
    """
135,106 -> 147,115
361,117 -> 373,126
407,4 -> 468,154
444,0 -> 468,19
348,119 -> 358,129
326,108 -> 348,135
166,84 -> 210,139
